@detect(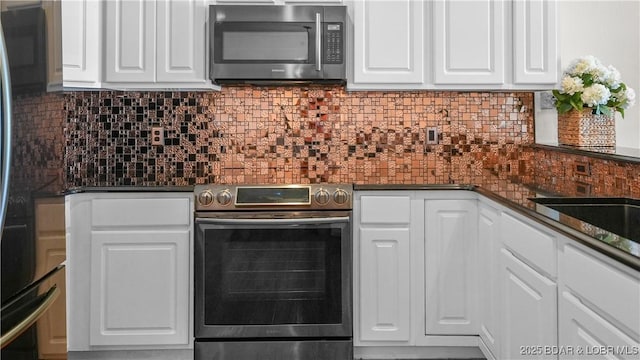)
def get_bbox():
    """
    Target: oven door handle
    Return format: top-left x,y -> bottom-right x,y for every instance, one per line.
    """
197,216 -> 350,225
